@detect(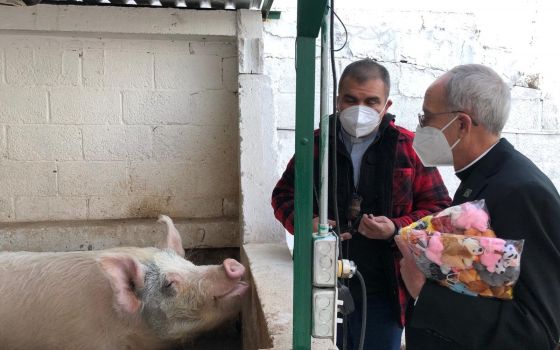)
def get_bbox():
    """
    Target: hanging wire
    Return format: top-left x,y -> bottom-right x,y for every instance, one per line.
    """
328,5 -> 348,52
